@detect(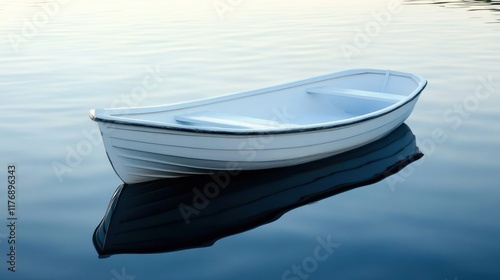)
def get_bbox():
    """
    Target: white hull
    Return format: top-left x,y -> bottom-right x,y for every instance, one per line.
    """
91,69 -> 427,183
